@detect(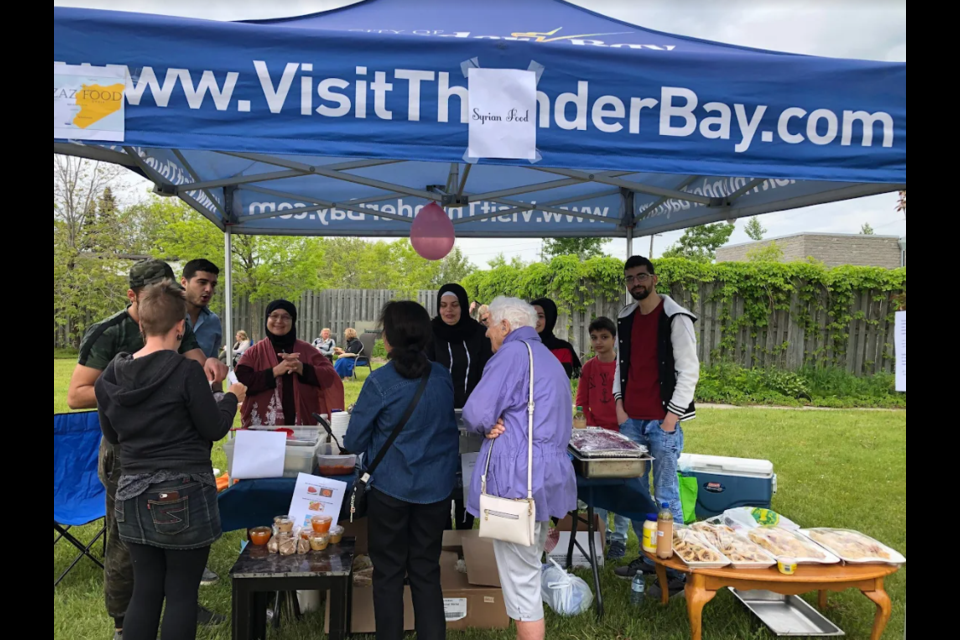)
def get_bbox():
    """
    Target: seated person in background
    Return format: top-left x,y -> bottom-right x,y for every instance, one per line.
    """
224,331 -> 252,367
314,328 -> 337,362
576,317 -> 631,561
94,281 -> 246,640
334,328 -> 363,379
236,301 -> 344,427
